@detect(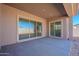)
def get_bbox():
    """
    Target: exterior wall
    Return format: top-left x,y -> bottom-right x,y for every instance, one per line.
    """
66,17 -> 73,40
0,4 -> 2,49
1,4 -> 47,46
62,18 -> 68,39
66,18 -> 70,39
0,4 -> 74,46
62,17 -> 73,40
